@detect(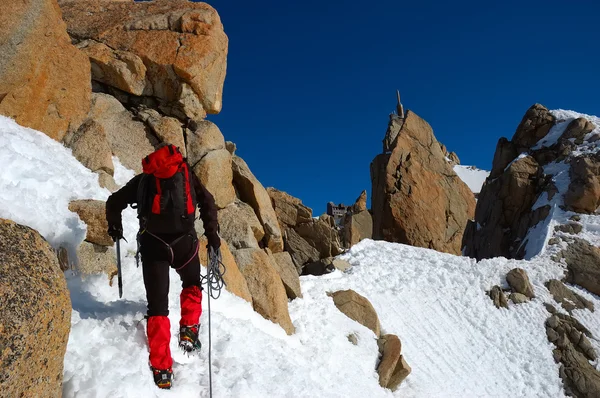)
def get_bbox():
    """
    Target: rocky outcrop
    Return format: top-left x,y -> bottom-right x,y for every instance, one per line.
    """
283,228 -> 320,274
377,334 -> 411,391
565,153 -> 600,214
562,117 -> 595,145
198,237 -> 252,304
217,200 -> 264,250
303,257 -> 336,276
546,279 -> 594,312
0,219 -> 71,397
186,120 -> 225,165
76,241 -> 117,280
352,190 -> 367,213
343,210 -> 373,248
329,289 -> 381,337
269,251 -> 302,300
559,238 -> 600,296
545,306 -> 600,397
511,104 -> 556,152
59,0 -> 228,120
233,156 -> 284,253
232,248 -> 294,334
295,219 -> 342,259
371,110 -> 475,255
87,93 -> 156,174
194,149 -> 236,209
489,285 -> 508,309
463,155 -> 549,260
68,199 -> 112,246
506,268 -> 535,299
135,107 -> 185,156
267,187 -> 312,229
63,119 -> 114,176
0,0 -> 91,141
